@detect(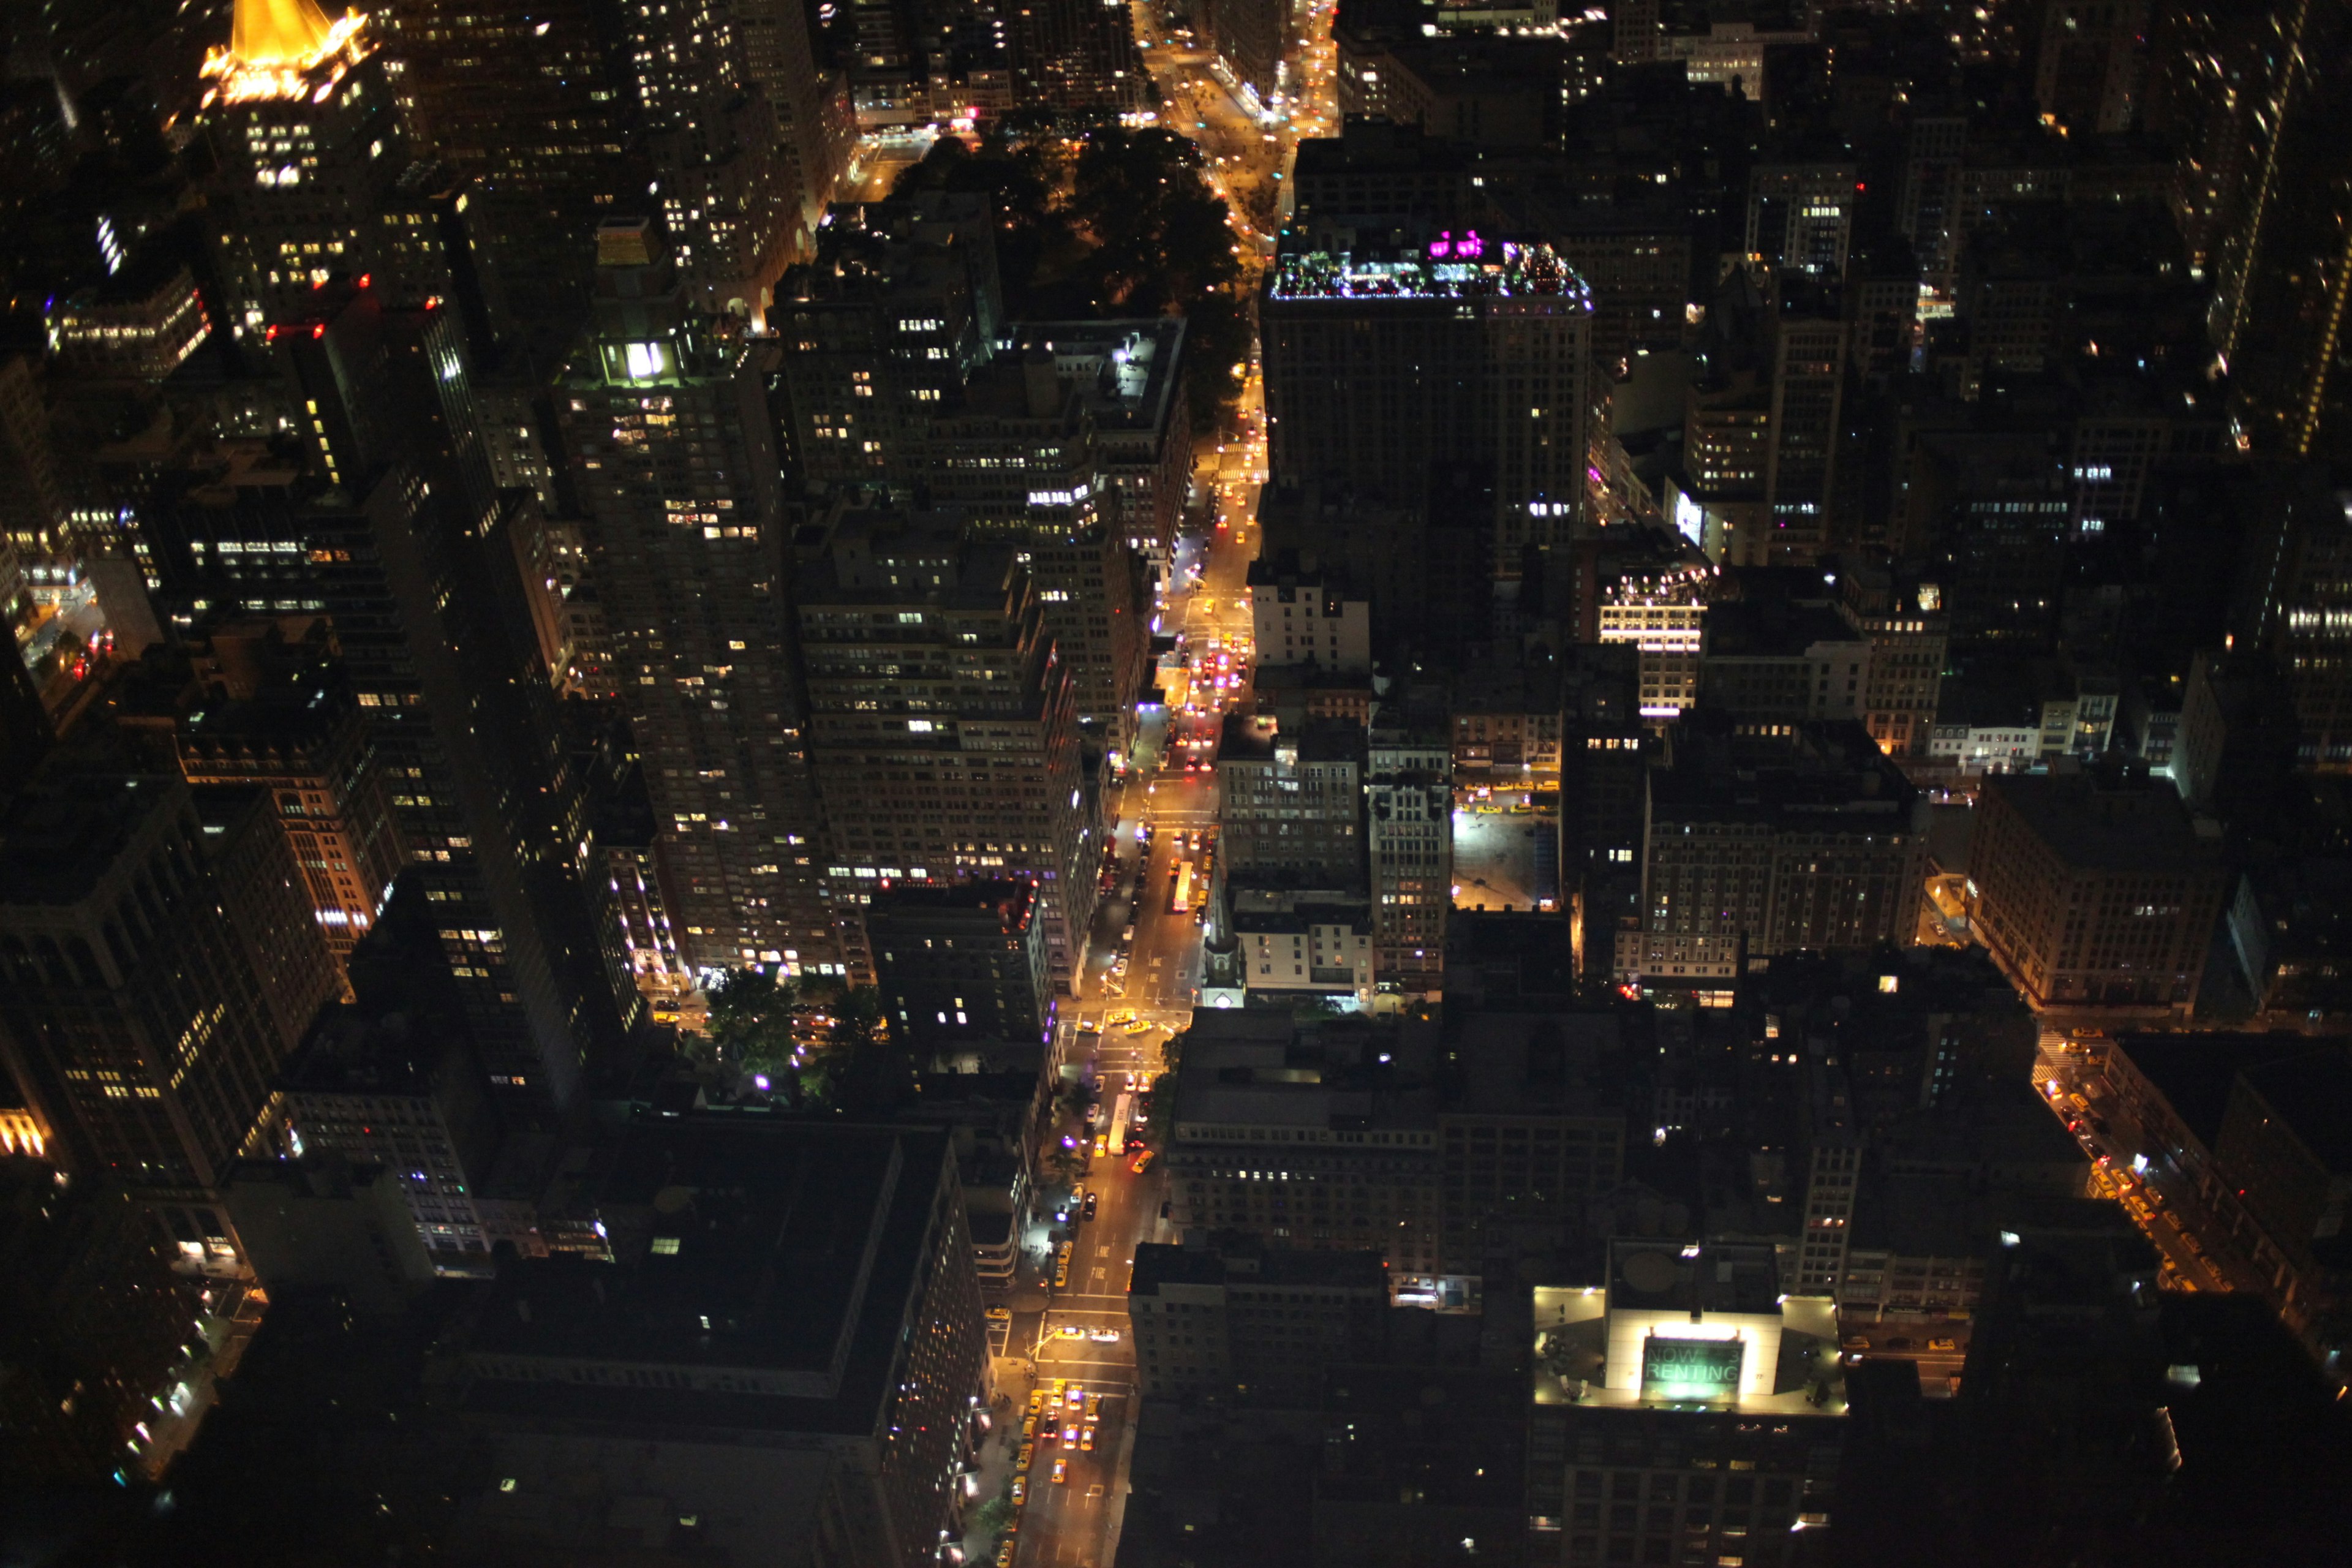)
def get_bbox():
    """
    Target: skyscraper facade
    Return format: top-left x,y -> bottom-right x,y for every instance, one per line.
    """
200,0 -> 405,347
775,194 -> 1005,491
555,218 -> 846,979
379,0 -> 636,342
794,503 -> 1095,994
2209,0 -> 2352,459
929,351 -> 1151,757
1262,242 -> 1594,565
0,772 -> 292,1191
278,281 -> 633,1118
